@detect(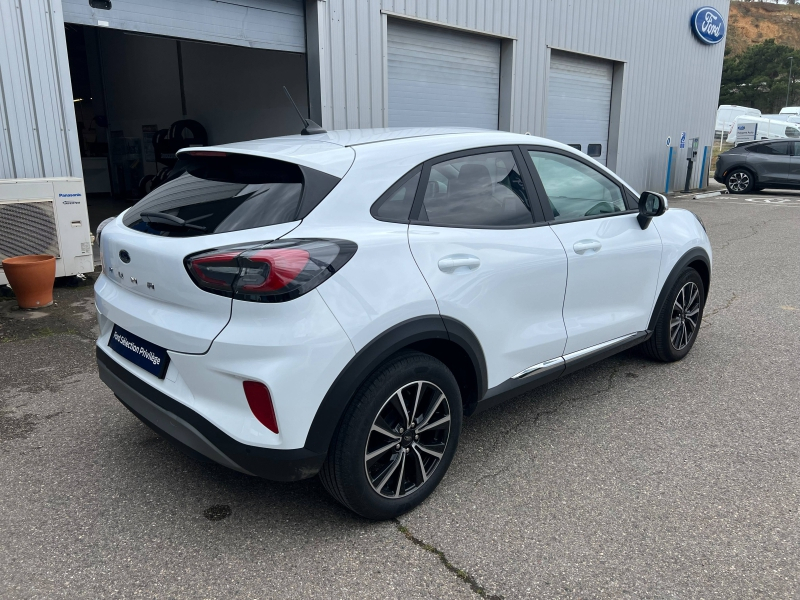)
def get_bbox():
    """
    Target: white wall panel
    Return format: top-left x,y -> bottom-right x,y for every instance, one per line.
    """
312,0 -> 730,192
61,0 -> 305,52
0,0 -> 81,180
